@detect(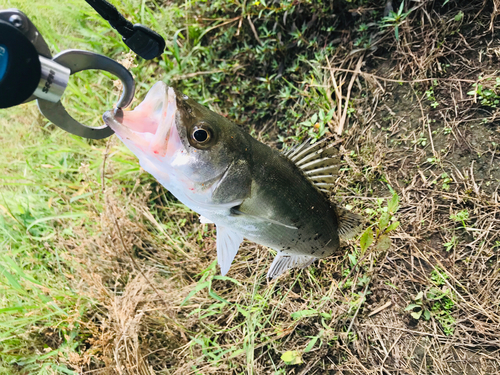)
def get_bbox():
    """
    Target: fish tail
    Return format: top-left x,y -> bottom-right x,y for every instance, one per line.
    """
336,207 -> 363,240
